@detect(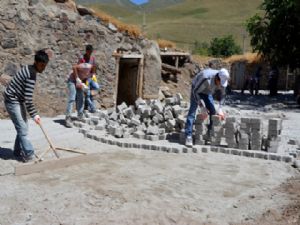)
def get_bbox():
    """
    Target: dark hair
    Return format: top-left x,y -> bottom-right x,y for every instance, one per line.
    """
86,44 -> 93,51
35,50 -> 49,63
